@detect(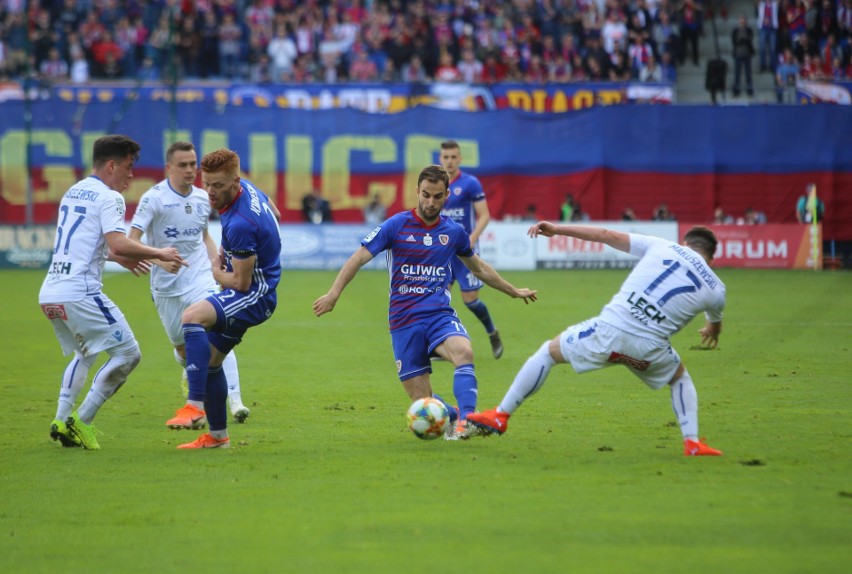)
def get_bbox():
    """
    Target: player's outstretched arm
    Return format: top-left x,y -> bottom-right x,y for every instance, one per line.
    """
528,221 -> 630,253
106,232 -> 186,266
462,254 -> 537,304
126,227 -> 183,274
313,247 -> 374,317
